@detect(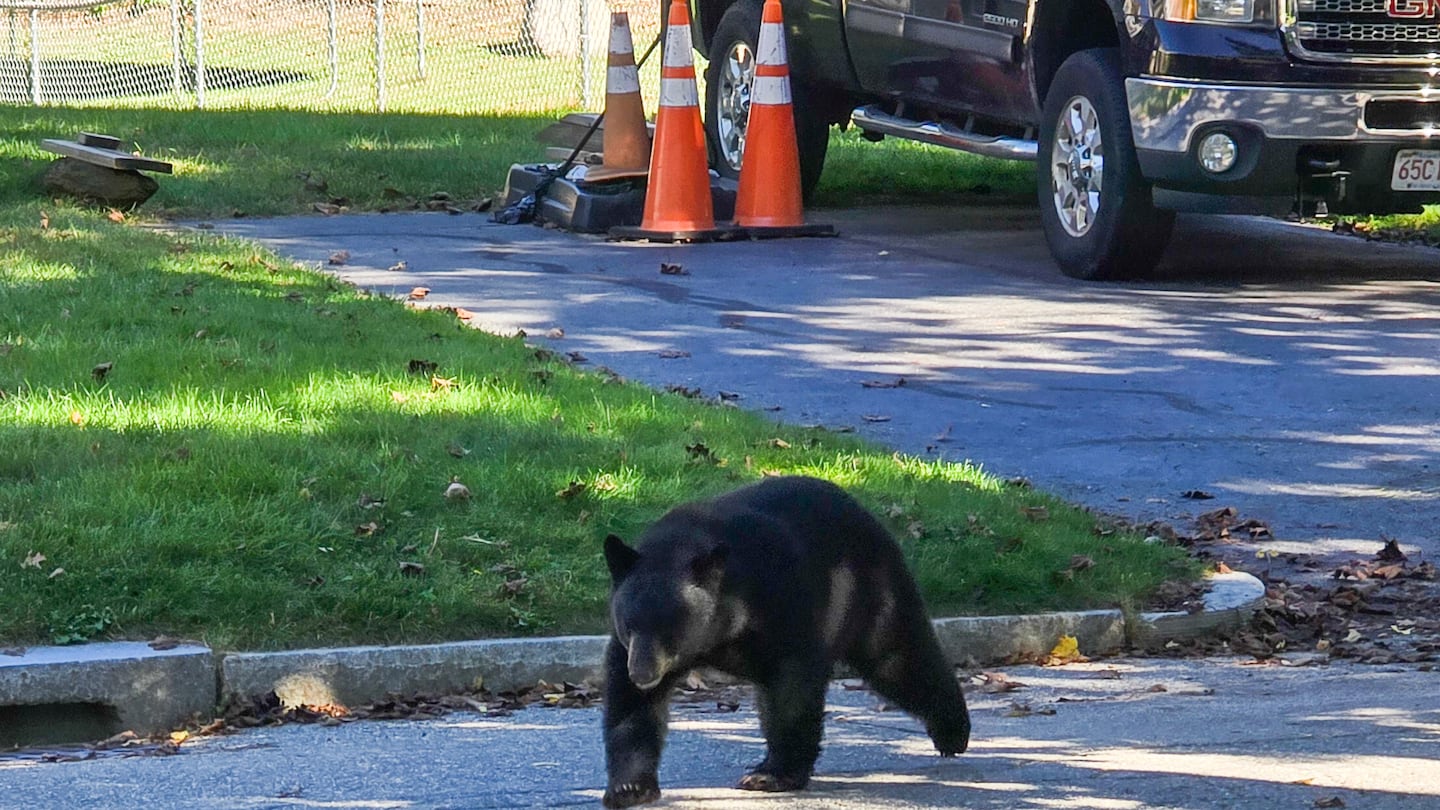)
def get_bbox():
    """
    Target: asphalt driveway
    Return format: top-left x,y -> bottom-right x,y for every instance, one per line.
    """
207,206 -> 1440,567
